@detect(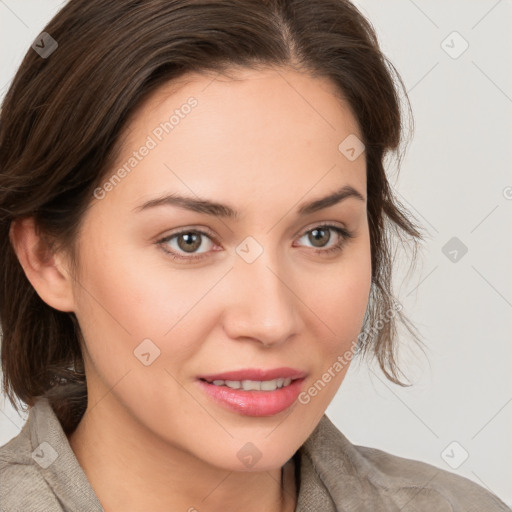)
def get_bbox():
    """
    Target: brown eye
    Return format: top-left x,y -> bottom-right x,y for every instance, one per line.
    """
176,232 -> 202,253
157,224 -> 354,263
307,227 -> 332,248
158,229 -> 216,261
295,224 -> 355,257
